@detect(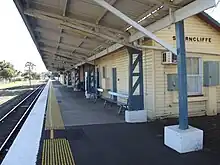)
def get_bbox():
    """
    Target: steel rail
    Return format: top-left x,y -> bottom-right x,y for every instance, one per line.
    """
0,84 -> 45,152
0,85 -> 42,122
